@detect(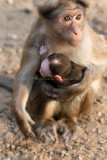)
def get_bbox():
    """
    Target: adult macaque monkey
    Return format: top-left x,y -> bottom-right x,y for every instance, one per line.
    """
12,0 -> 107,143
